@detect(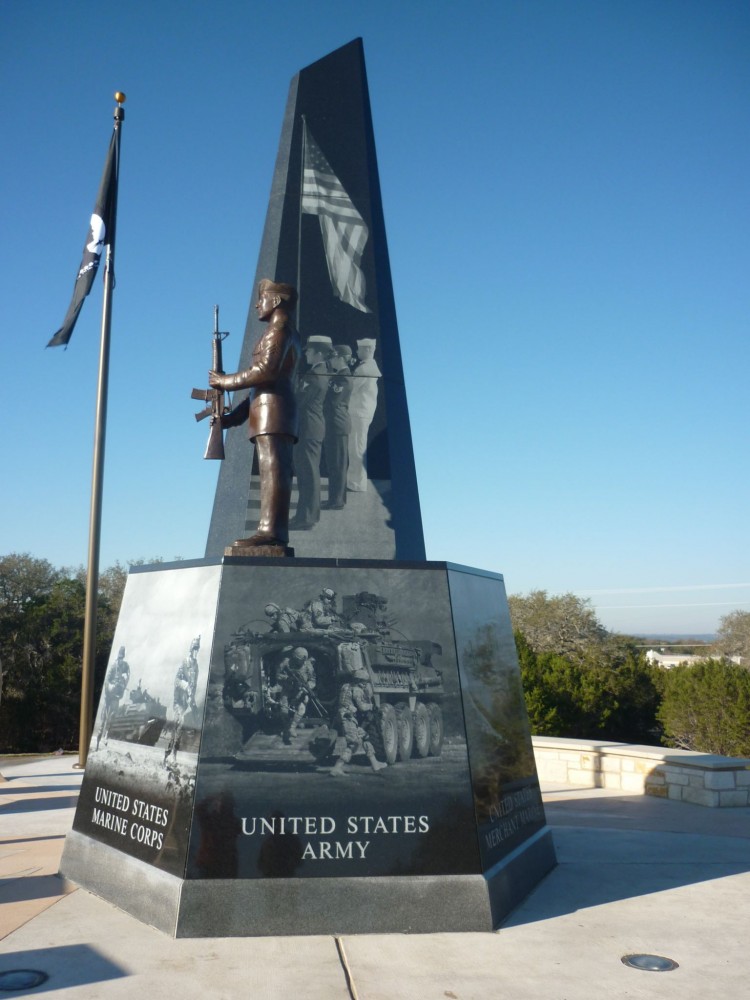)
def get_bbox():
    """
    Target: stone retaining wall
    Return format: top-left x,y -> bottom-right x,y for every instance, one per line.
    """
532,736 -> 750,807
